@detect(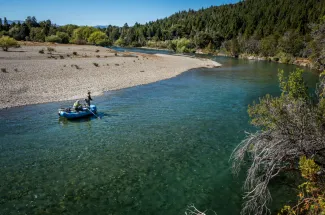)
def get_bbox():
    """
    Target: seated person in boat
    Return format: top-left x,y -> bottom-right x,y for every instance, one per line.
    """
85,91 -> 92,107
73,100 -> 83,112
